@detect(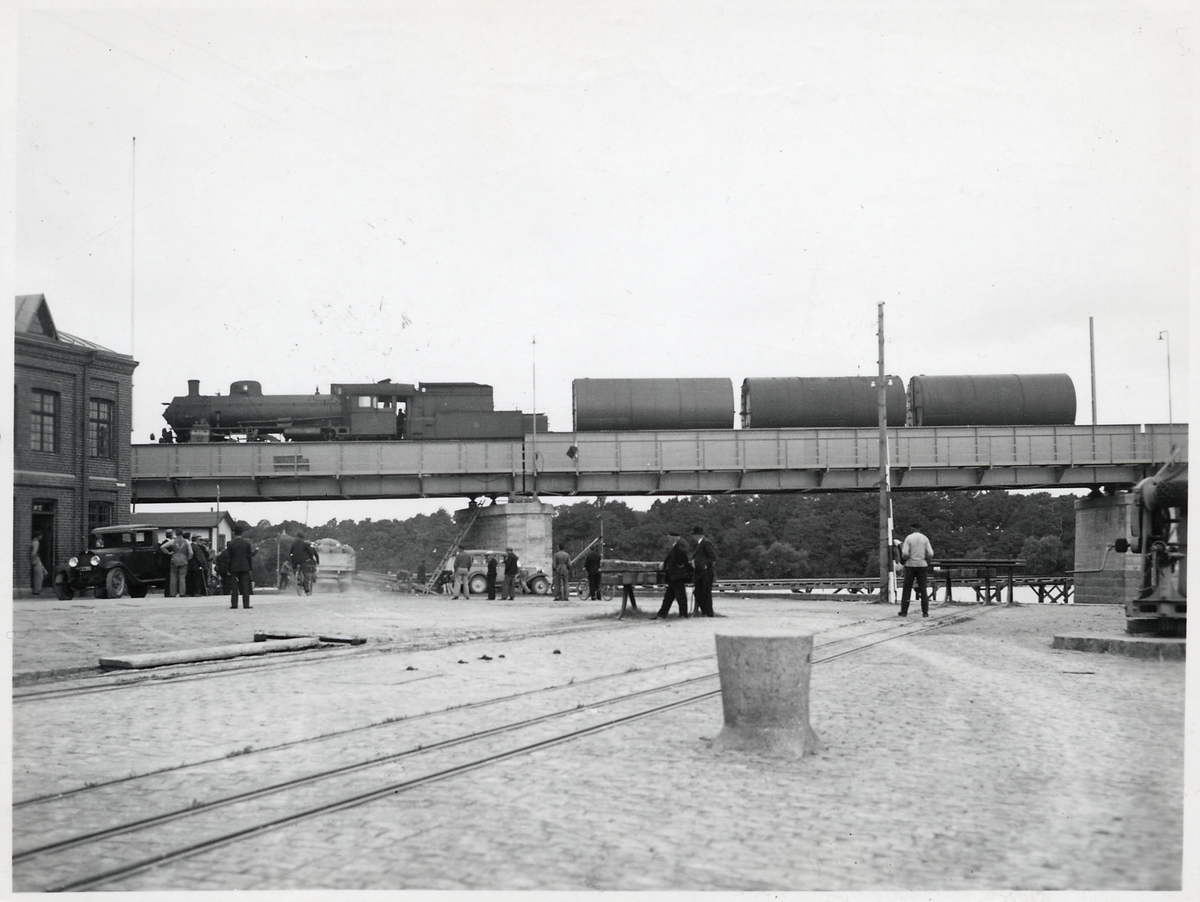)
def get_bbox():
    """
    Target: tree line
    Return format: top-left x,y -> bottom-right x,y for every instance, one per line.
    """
237,490 -> 1076,585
